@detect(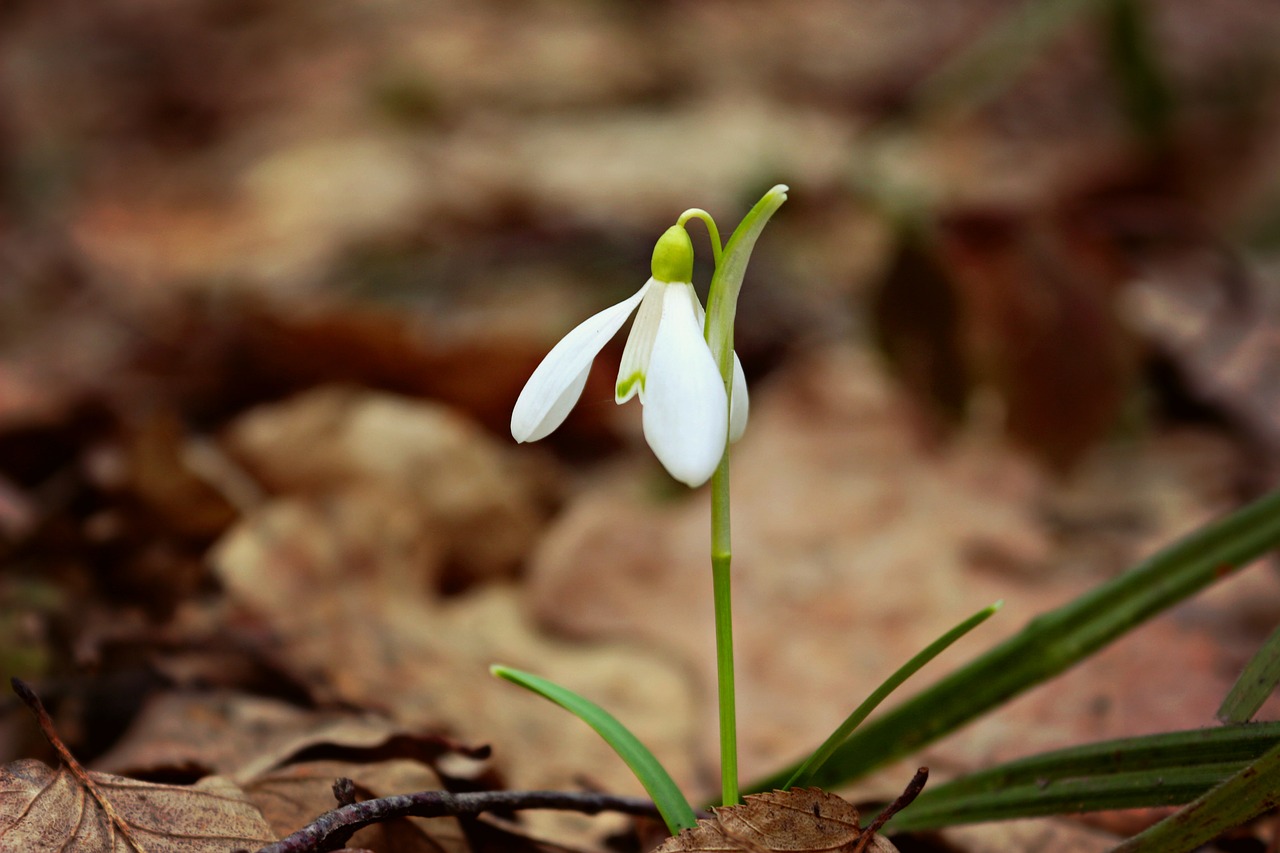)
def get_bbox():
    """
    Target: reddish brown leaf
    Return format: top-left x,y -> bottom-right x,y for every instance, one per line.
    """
936,207 -> 1139,471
